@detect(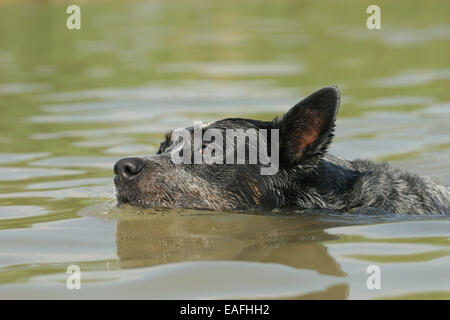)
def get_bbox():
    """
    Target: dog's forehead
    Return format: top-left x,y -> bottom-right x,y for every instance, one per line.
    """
209,118 -> 266,130
167,121 -> 214,141
198,121 -> 213,129
166,118 -> 267,142
185,121 -> 214,133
